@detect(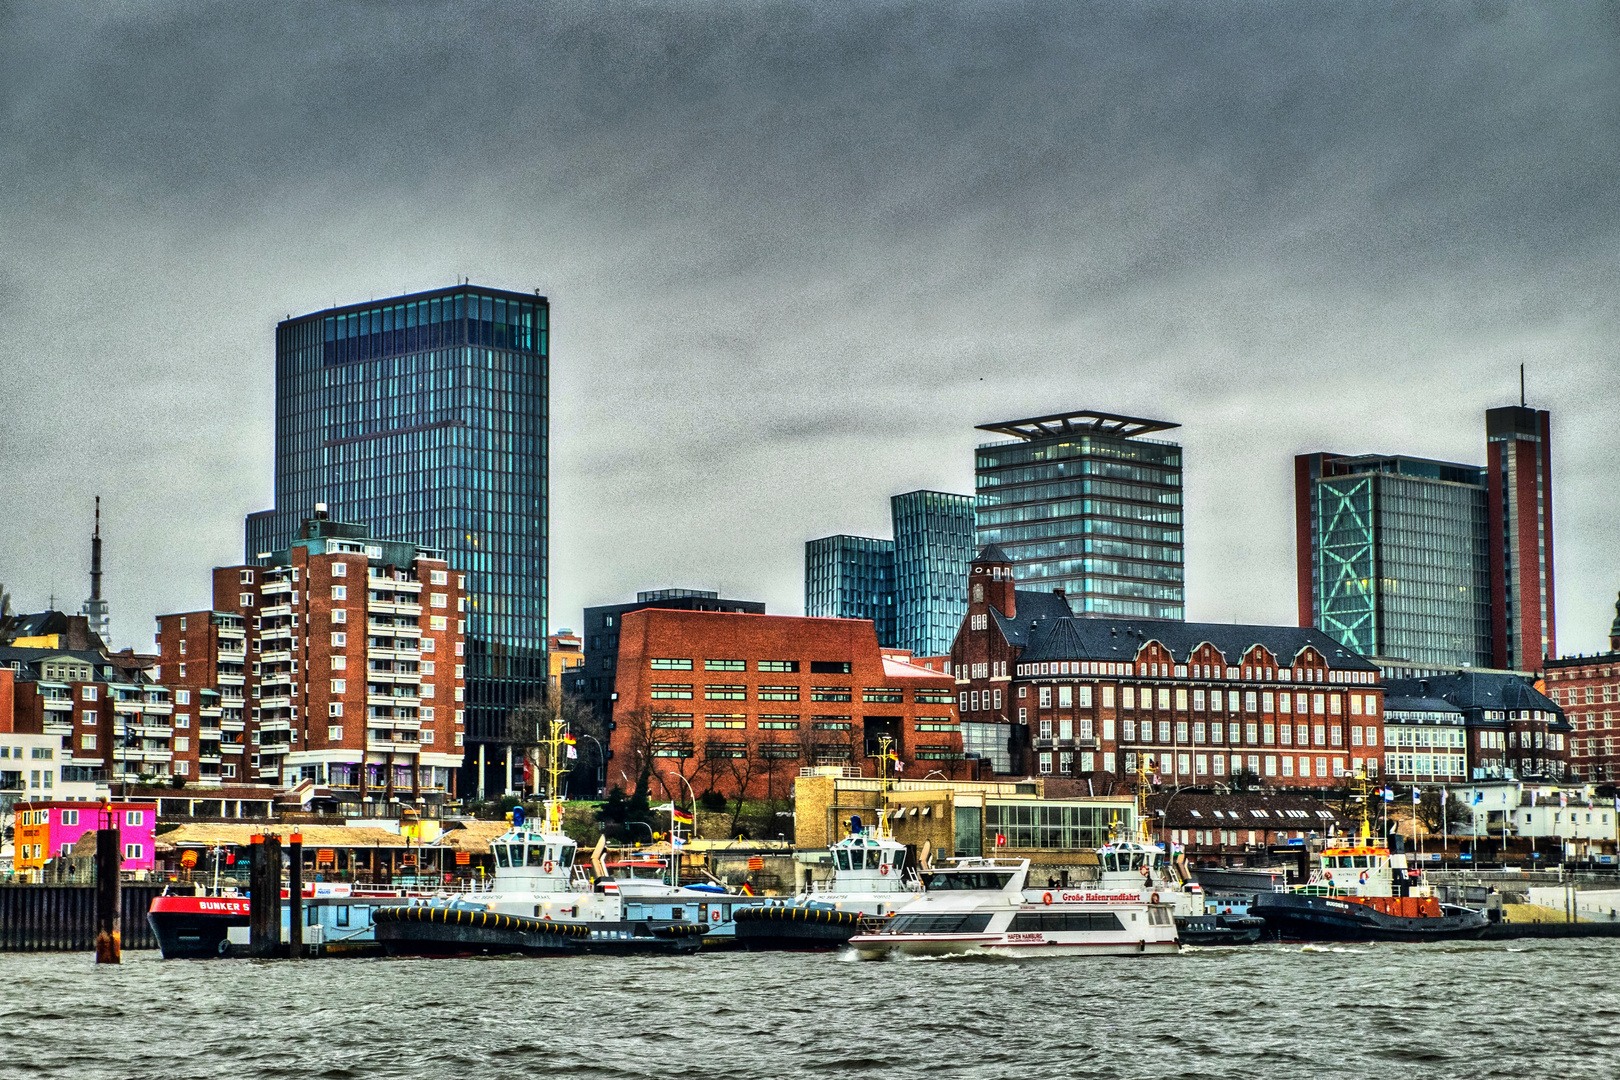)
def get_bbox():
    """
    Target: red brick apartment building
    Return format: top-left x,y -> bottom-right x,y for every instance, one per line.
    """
154,511 -> 466,816
609,609 -> 965,802
1542,593 -> 1620,783
950,545 -> 1385,788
